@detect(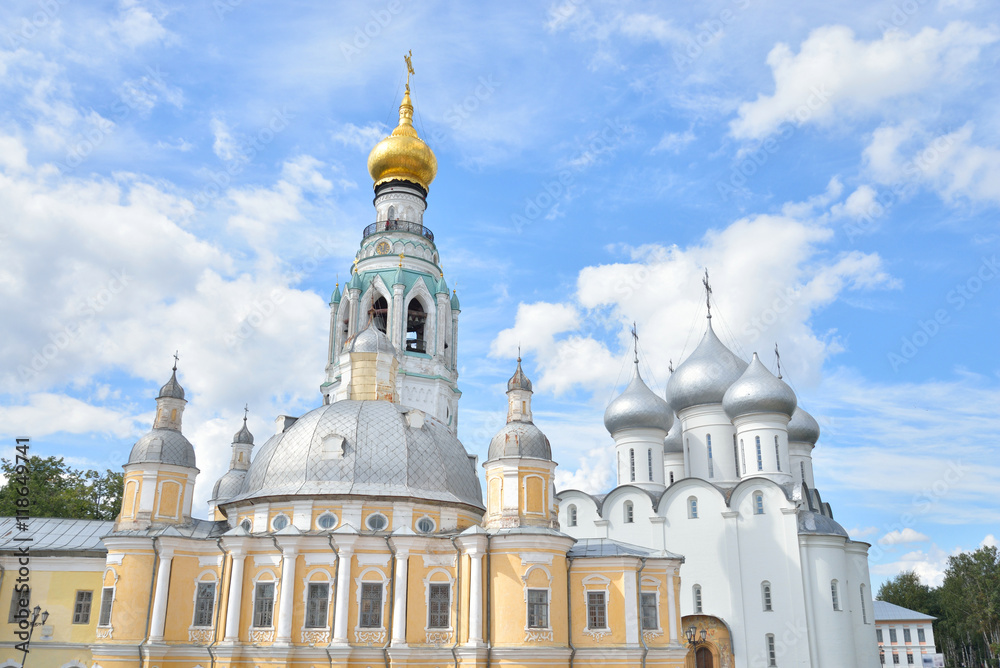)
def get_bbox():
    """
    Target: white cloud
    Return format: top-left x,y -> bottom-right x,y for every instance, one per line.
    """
881,528 -> 931,545
831,185 -> 879,220
331,122 -> 386,151
619,13 -> 687,45
652,129 -> 695,154
111,0 -> 172,49
731,22 -> 998,140
871,544 -> 953,587
211,116 -> 240,162
982,534 -> 998,548
0,393 -> 143,439
848,526 -> 880,538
